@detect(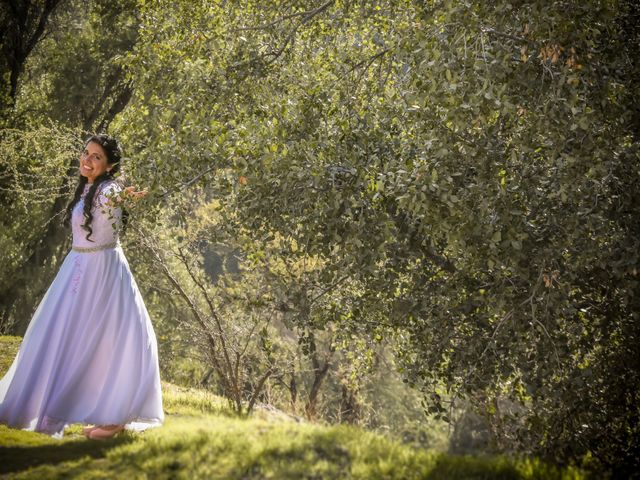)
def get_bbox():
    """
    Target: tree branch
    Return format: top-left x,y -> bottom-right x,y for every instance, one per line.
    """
232,1 -> 334,32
